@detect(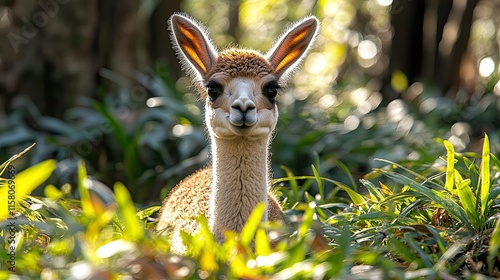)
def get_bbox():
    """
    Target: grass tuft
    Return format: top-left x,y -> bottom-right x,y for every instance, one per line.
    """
0,136 -> 499,278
